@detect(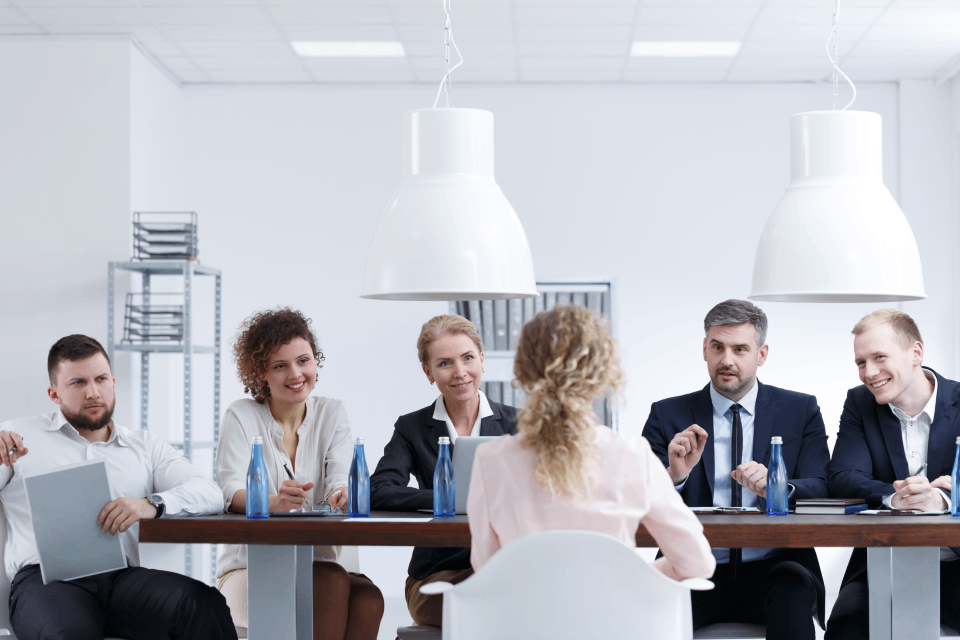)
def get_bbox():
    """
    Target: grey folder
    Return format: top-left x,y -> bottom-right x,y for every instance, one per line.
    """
23,458 -> 126,584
